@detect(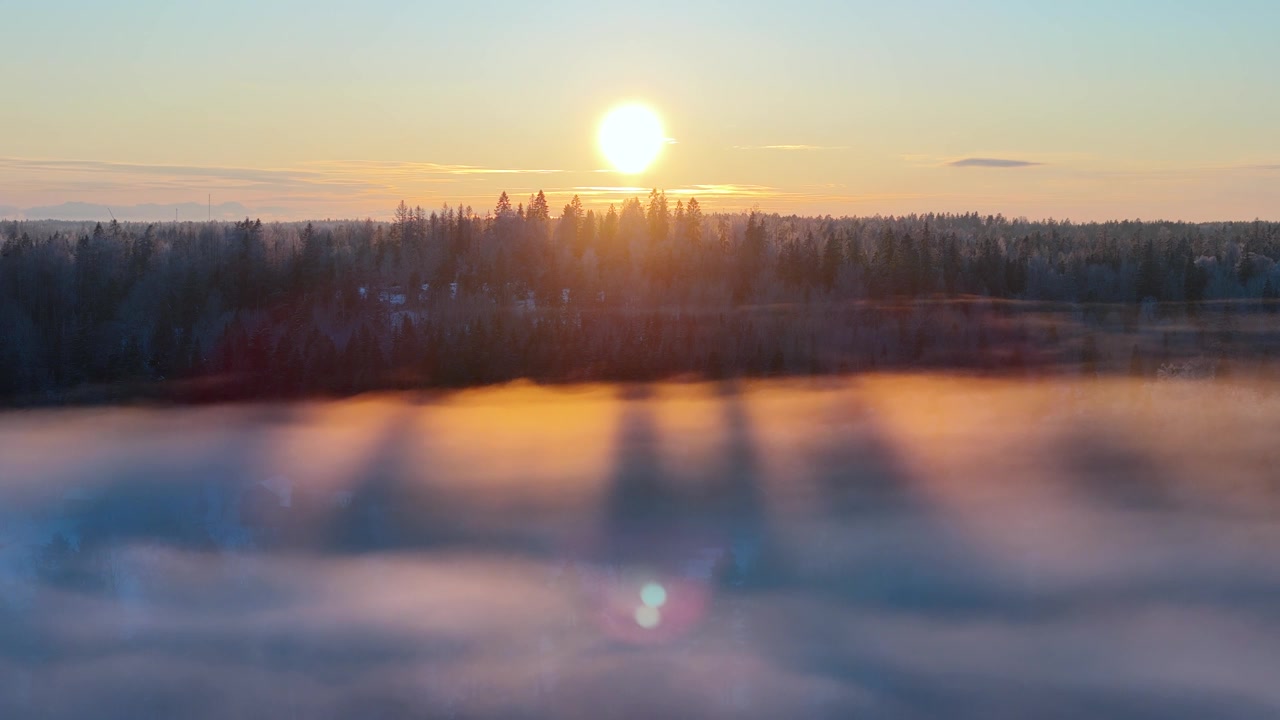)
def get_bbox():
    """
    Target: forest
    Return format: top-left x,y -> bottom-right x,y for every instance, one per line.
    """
3,190 -> 1279,404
